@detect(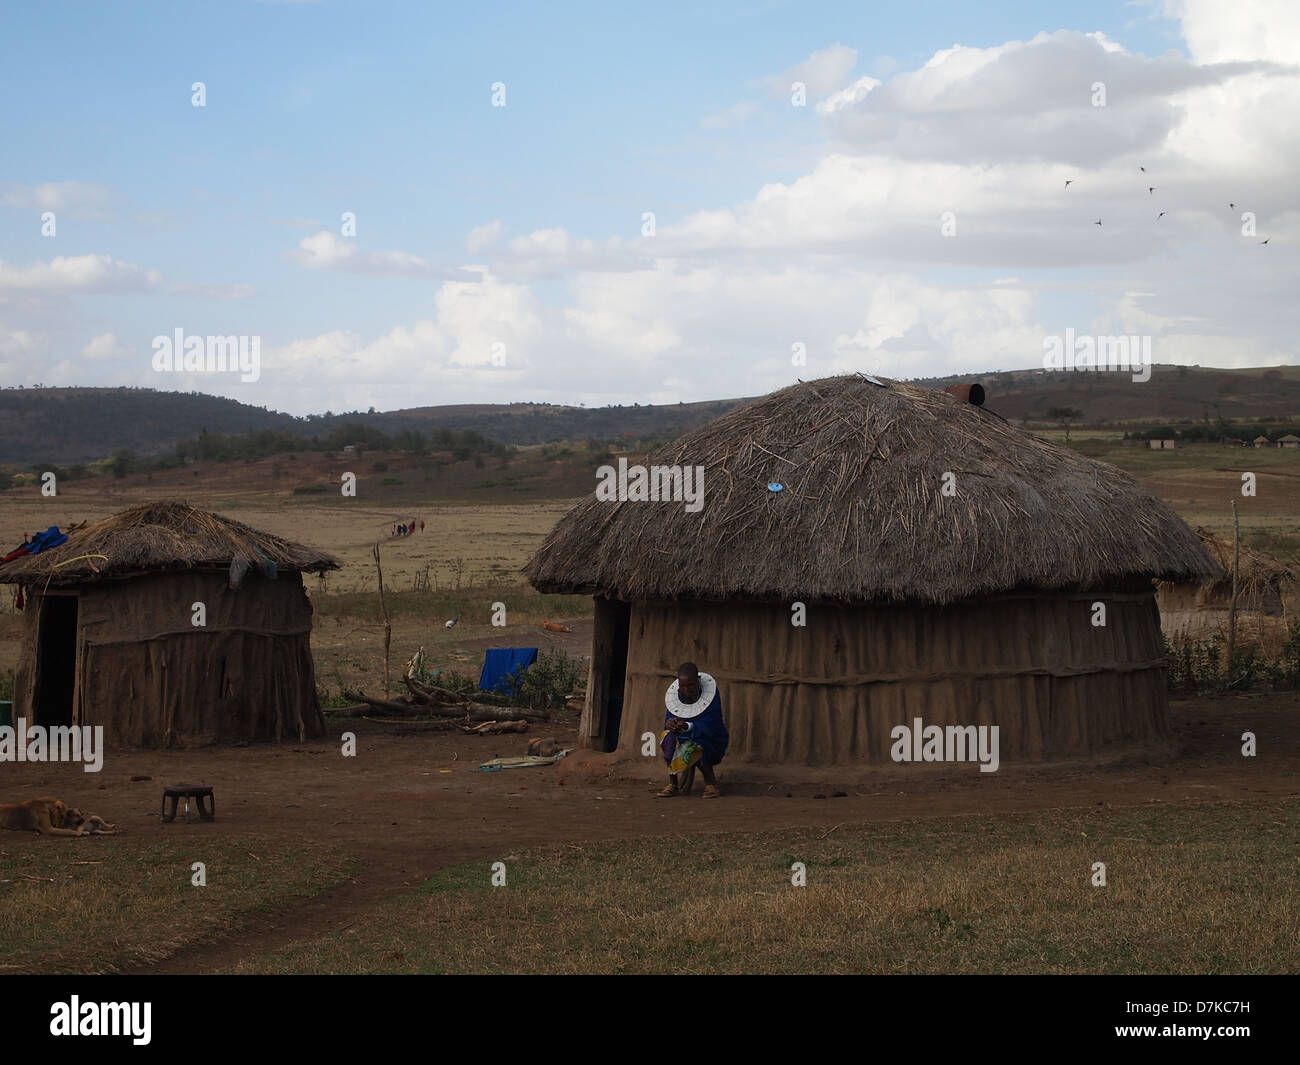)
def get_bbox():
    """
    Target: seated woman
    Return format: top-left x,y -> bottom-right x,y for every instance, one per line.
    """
657,662 -> 728,799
